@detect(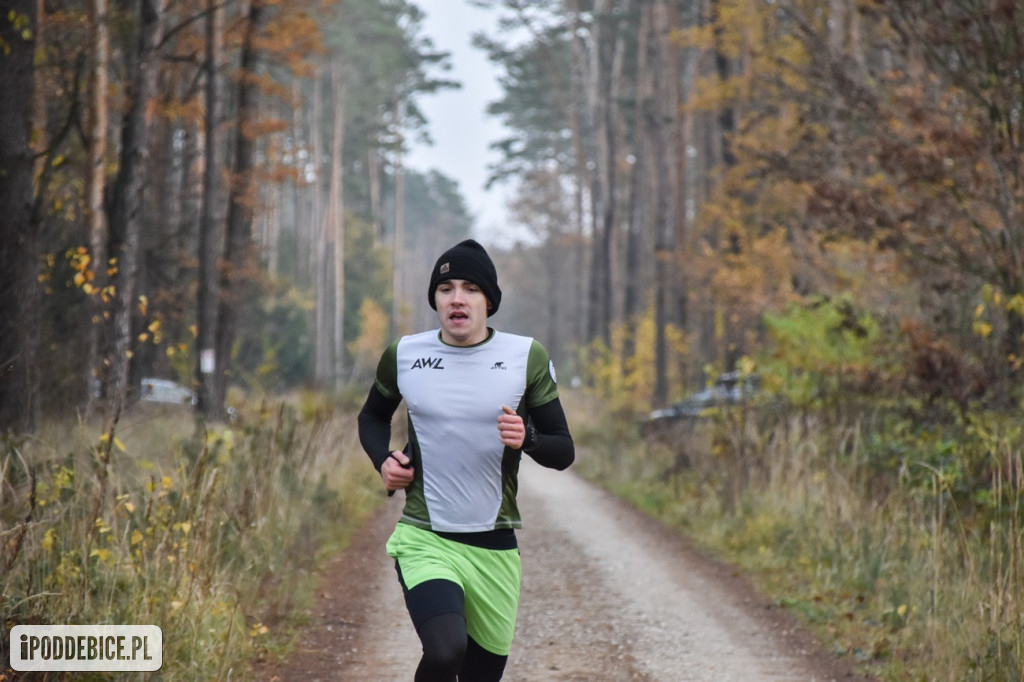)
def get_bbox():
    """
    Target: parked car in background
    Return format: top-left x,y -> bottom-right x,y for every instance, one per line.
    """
140,378 -> 197,406
642,372 -> 762,434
